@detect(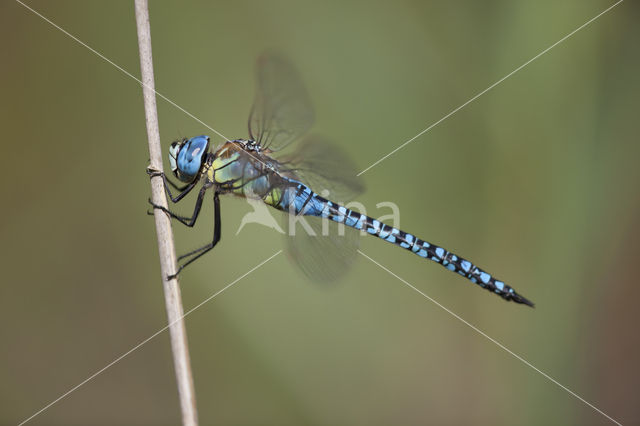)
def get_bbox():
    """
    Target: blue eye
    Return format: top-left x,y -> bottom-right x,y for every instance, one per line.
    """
174,135 -> 210,181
